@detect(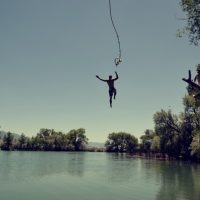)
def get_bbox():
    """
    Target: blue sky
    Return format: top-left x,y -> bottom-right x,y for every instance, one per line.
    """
0,0 -> 199,142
